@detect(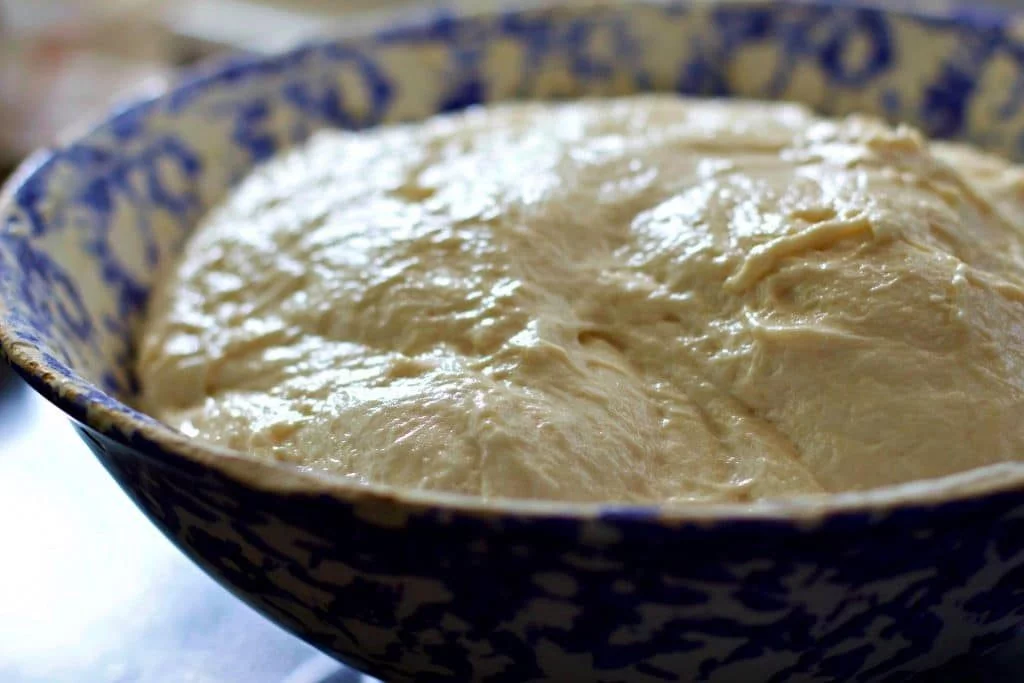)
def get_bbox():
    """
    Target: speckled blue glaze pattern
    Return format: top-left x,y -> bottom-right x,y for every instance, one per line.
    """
2,2 -> 1024,682
74,423 -> 1024,683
